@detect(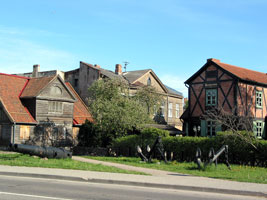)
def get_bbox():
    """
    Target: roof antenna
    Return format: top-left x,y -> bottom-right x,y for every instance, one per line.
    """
123,61 -> 129,72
